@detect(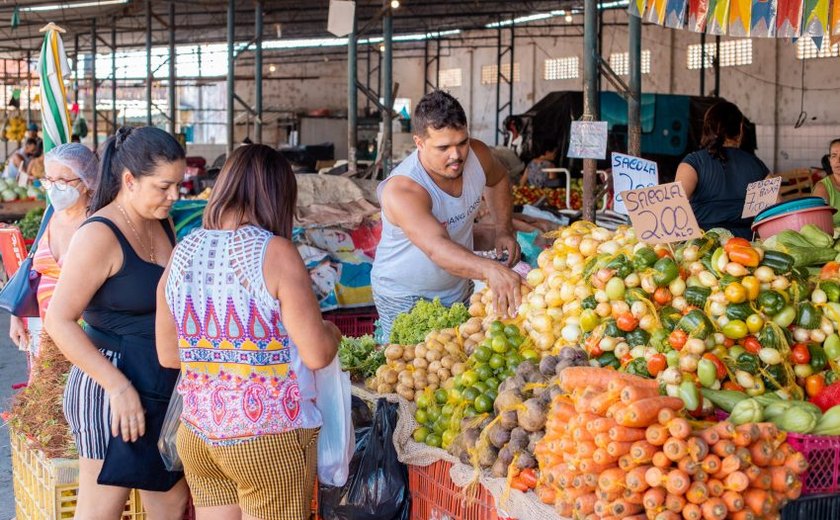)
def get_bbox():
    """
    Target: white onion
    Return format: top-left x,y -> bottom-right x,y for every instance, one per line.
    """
561,324 -> 581,342
793,327 -> 811,343
754,266 -> 775,282
812,289 -> 828,305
